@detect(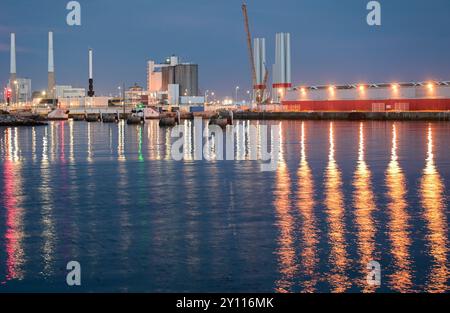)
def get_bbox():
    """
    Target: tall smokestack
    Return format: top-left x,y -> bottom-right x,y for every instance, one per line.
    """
10,33 -> 17,104
48,31 -> 55,98
10,33 -> 16,76
88,49 -> 95,97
